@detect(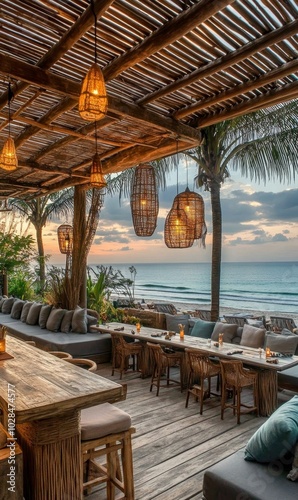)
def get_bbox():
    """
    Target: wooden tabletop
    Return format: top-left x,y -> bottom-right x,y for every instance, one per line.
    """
0,336 -> 125,423
93,322 -> 298,372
